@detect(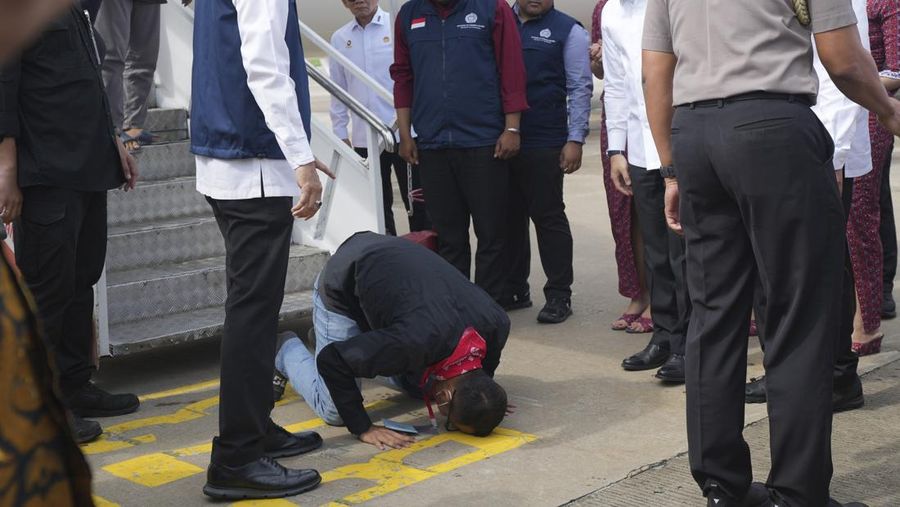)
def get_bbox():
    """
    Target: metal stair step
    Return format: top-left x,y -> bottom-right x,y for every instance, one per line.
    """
108,176 -> 206,227
132,141 -> 194,182
107,216 -> 223,272
106,245 -> 328,325
107,290 -> 314,355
